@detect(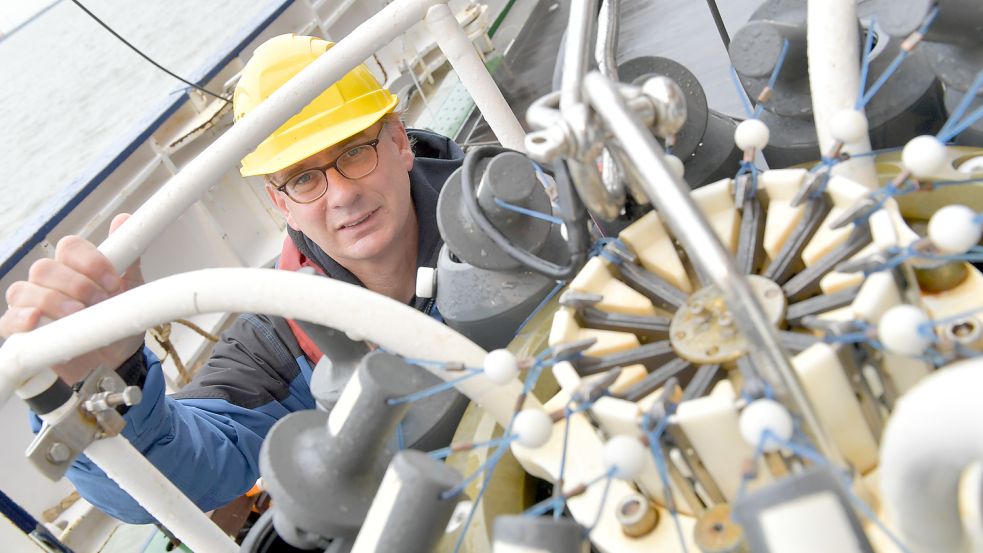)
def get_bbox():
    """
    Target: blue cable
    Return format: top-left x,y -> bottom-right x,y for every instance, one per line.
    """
584,469 -> 617,537
450,442 -> 509,553
859,6 -> 939,108
938,69 -> 983,139
859,50 -> 911,109
855,18 -> 878,109
643,413 -> 690,553
429,435 -> 514,460
938,104 -> 983,143
494,197 -> 565,225
753,38 -> 790,119
386,370 -> 483,405
512,281 -> 564,340
729,66 -> 755,118
555,403 -> 574,520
